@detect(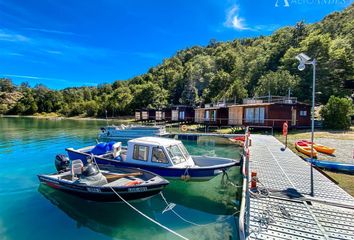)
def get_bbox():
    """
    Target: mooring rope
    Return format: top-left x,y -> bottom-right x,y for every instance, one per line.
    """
159,192 -> 240,227
109,187 -> 190,240
221,170 -> 243,188
248,176 -> 292,237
